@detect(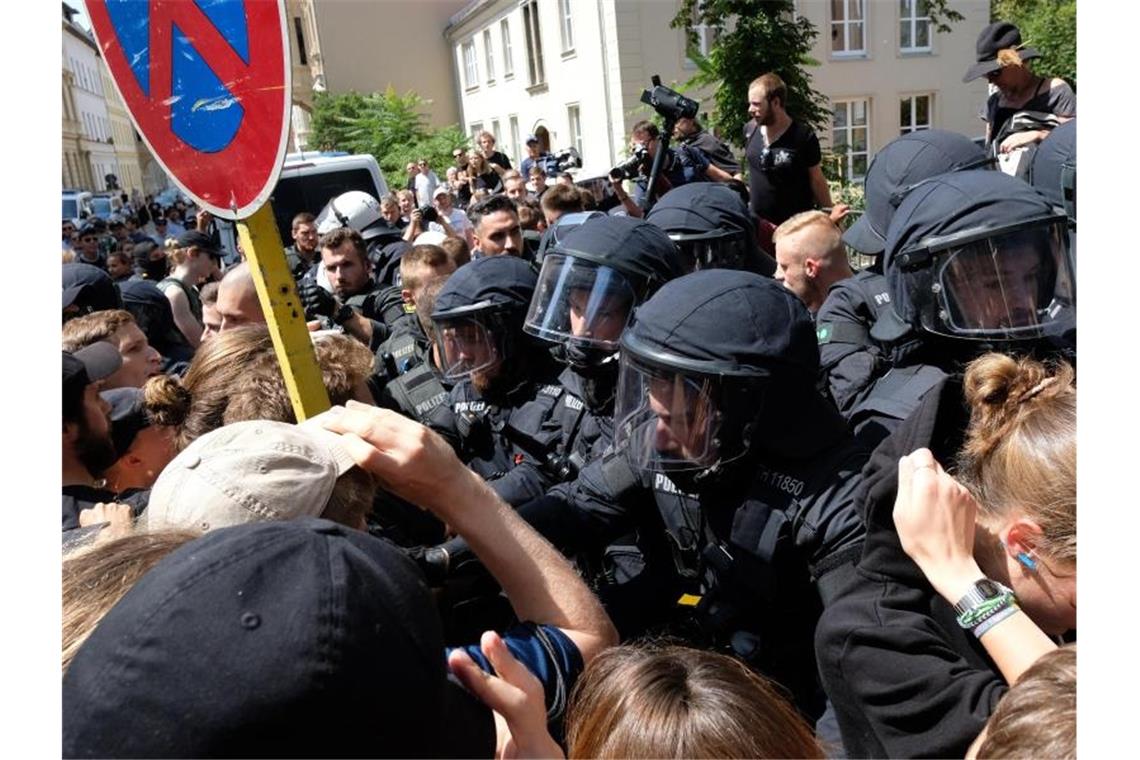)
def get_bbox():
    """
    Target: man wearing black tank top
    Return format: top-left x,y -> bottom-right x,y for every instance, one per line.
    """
744,73 -> 834,253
